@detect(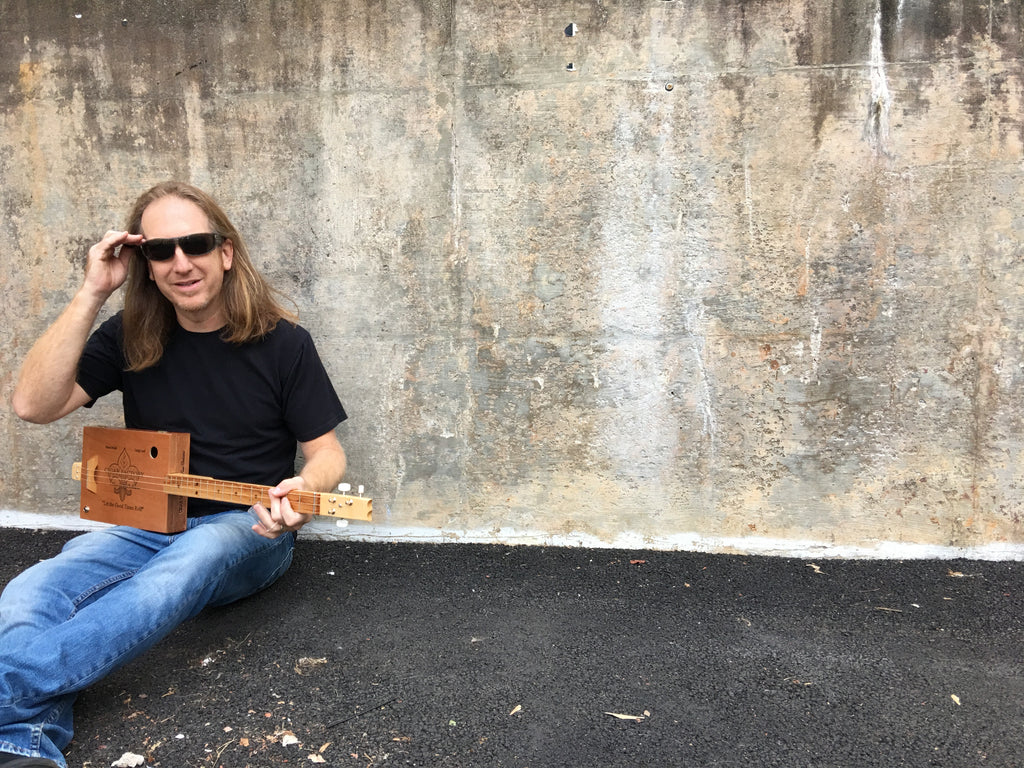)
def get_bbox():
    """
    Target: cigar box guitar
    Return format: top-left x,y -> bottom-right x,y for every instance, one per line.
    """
71,426 -> 371,533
